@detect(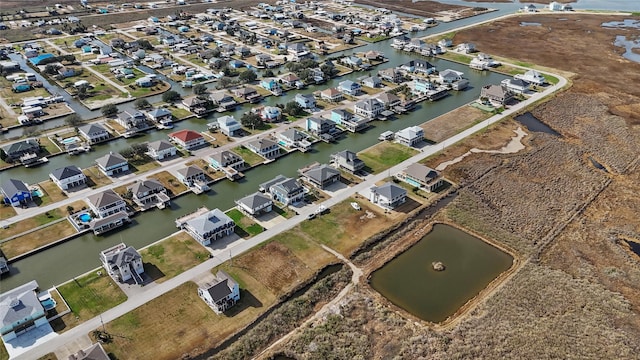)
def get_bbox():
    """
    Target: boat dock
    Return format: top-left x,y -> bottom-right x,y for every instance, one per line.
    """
175,207 -> 210,228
